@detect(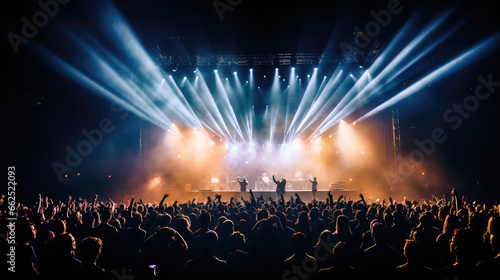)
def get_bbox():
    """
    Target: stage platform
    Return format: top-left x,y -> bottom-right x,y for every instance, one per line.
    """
187,189 -> 358,202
